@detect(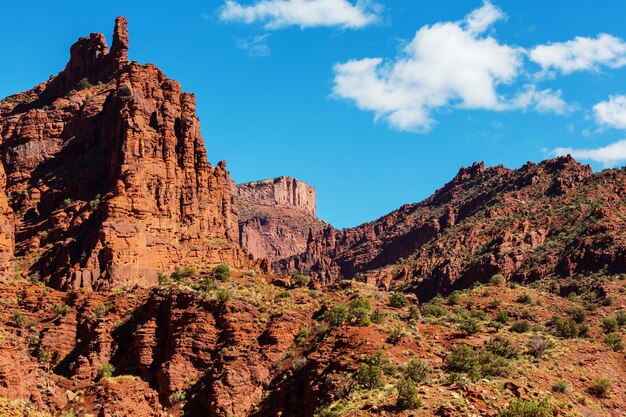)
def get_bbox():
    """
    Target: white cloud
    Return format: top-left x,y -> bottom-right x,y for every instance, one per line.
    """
465,0 -> 504,34
593,95 -> 626,129
219,0 -> 380,29
551,139 -> 626,168
332,1 -> 568,132
530,34 -> 626,75
236,34 -> 272,56
505,85 -> 569,114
